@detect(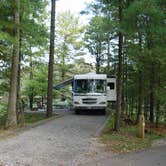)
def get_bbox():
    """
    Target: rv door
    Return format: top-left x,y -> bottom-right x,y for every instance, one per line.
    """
107,78 -> 117,101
